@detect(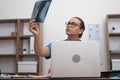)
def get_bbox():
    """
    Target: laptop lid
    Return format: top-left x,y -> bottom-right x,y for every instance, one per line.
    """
51,41 -> 101,78
31,0 -> 52,23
